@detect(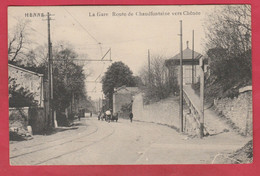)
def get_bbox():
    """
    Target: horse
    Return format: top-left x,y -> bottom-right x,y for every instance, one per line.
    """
111,112 -> 119,122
